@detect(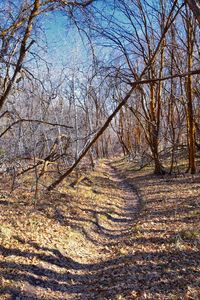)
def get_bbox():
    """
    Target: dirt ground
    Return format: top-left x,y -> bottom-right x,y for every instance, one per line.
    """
0,159 -> 199,299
